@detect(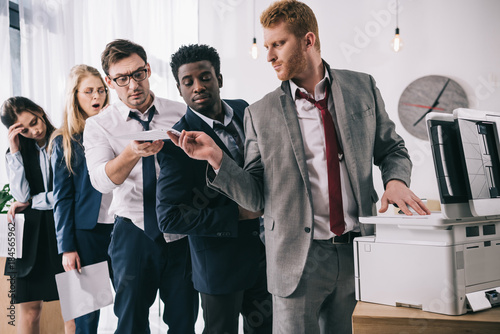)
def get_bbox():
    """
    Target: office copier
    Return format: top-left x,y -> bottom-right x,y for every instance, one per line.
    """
354,108 -> 500,315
